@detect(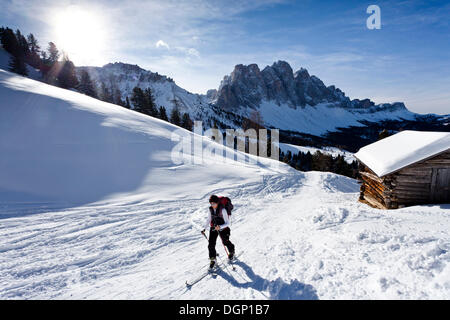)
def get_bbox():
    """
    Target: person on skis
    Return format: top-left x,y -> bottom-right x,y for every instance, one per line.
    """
201,195 -> 235,269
